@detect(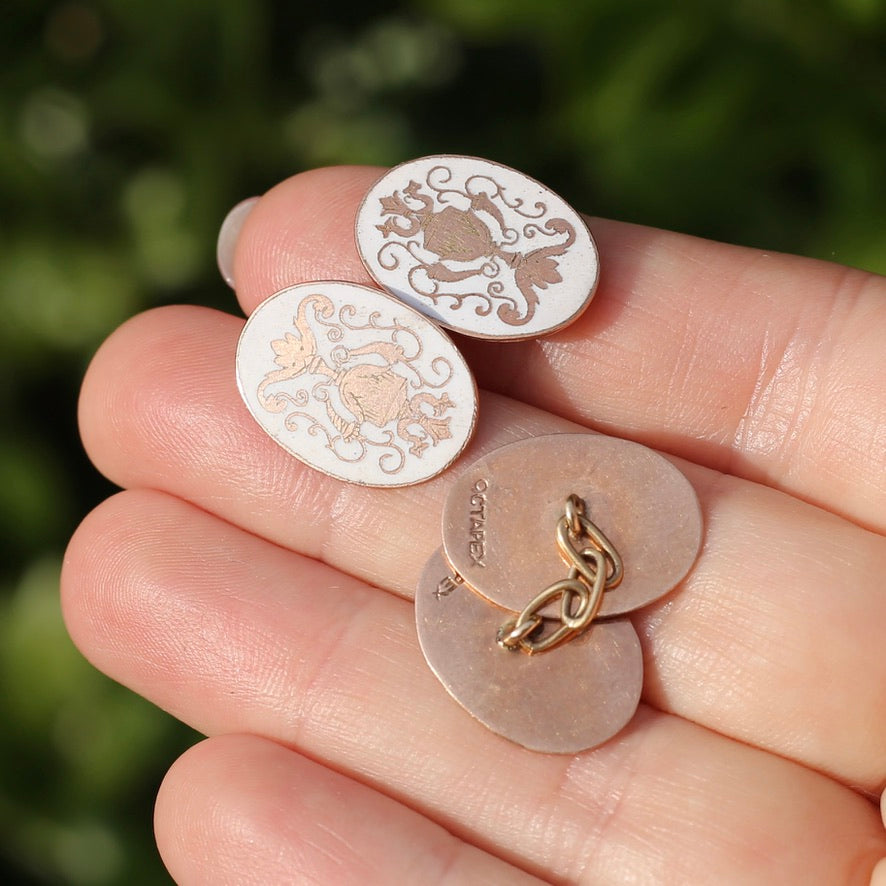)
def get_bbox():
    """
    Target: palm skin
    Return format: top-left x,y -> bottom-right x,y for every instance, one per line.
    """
62,167 -> 886,884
